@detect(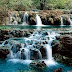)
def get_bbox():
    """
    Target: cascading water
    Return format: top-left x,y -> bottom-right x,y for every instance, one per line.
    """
36,15 -> 43,26
60,16 -> 64,26
69,16 -> 72,25
22,12 -> 29,25
2,30 -> 60,65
